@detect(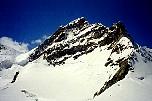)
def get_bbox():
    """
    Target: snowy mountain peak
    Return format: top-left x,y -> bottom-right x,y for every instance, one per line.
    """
1,18 -> 152,101
67,17 -> 88,26
29,18 -> 134,67
27,19 -> 137,97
